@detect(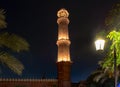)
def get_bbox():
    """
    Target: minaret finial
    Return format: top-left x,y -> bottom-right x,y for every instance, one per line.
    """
57,8 -> 69,18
